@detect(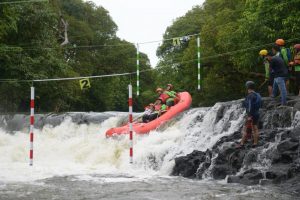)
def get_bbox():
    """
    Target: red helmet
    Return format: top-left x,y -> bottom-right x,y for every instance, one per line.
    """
294,44 -> 300,50
275,39 -> 285,46
167,84 -> 173,90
